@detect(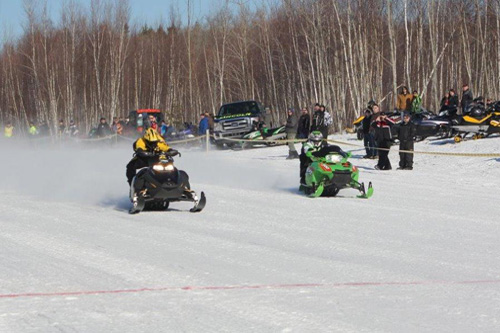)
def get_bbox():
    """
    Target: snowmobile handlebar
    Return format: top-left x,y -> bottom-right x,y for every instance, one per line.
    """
135,149 -> 181,158
311,145 -> 348,159
166,149 -> 181,157
136,150 -> 155,158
